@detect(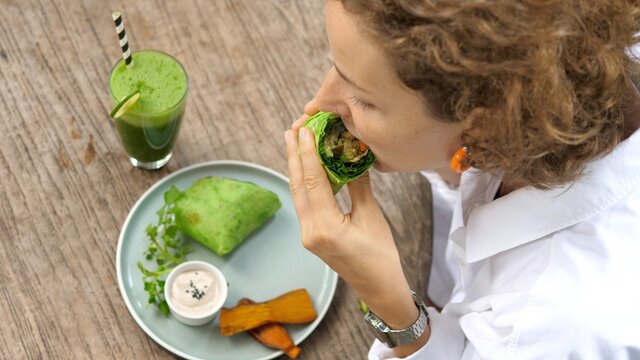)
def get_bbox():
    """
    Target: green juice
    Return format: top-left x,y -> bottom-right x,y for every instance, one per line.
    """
109,50 -> 188,169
